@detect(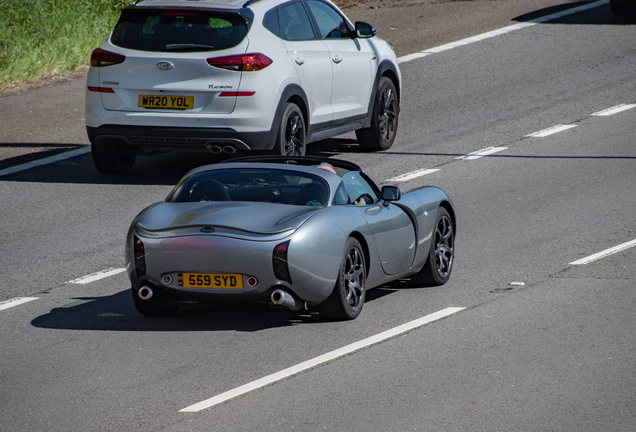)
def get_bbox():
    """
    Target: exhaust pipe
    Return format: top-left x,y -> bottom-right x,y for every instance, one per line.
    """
223,145 -> 237,154
209,145 -> 223,154
138,286 -> 153,300
270,289 -> 302,311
